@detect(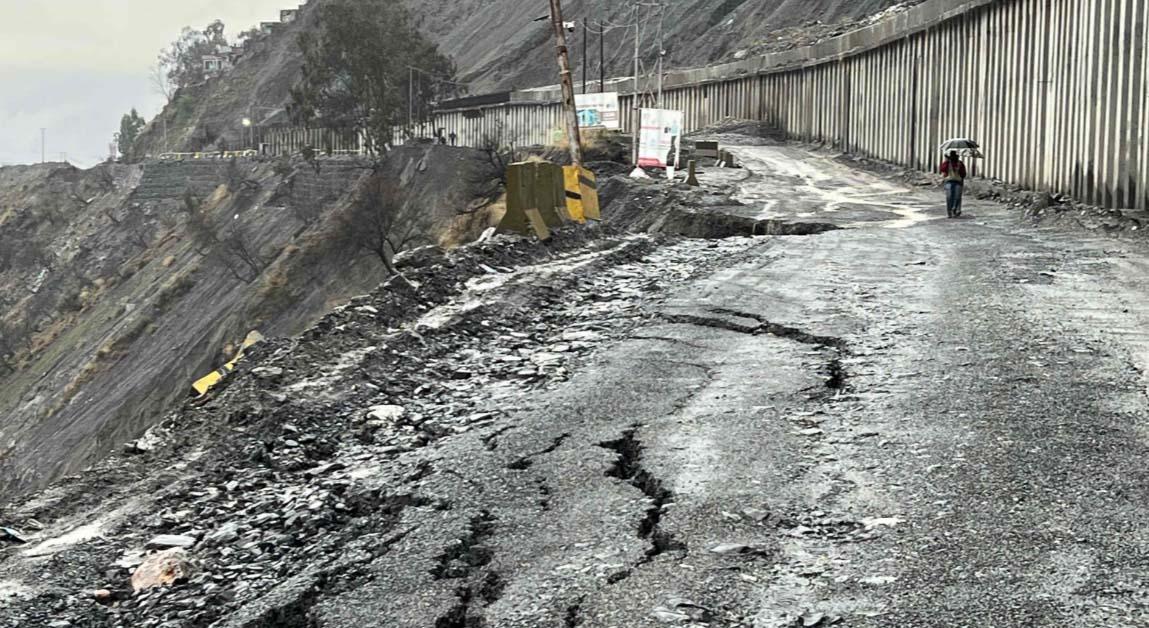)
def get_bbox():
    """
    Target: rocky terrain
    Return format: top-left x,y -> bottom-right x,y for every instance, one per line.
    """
0,146 -> 502,502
